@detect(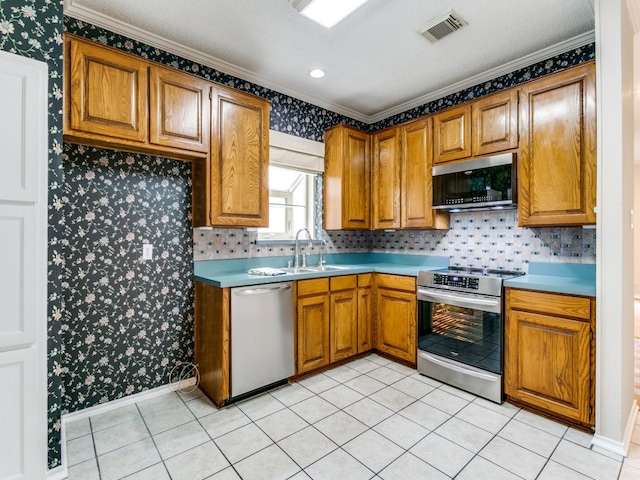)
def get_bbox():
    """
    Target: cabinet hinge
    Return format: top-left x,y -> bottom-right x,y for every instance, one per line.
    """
589,405 -> 593,417
209,90 -> 213,100
589,330 -> 593,341
209,210 -> 212,221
